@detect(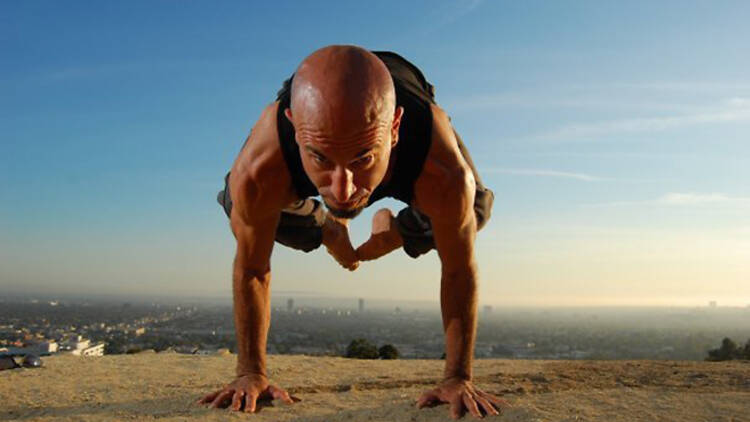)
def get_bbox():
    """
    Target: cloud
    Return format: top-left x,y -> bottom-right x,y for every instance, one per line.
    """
609,82 -> 750,94
481,167 -> 605,181
657,193 -> 750,206
423,0 -> 483,32
446,93 -> 700,113
590,192 -> 750,207
535,98 -> 750,141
